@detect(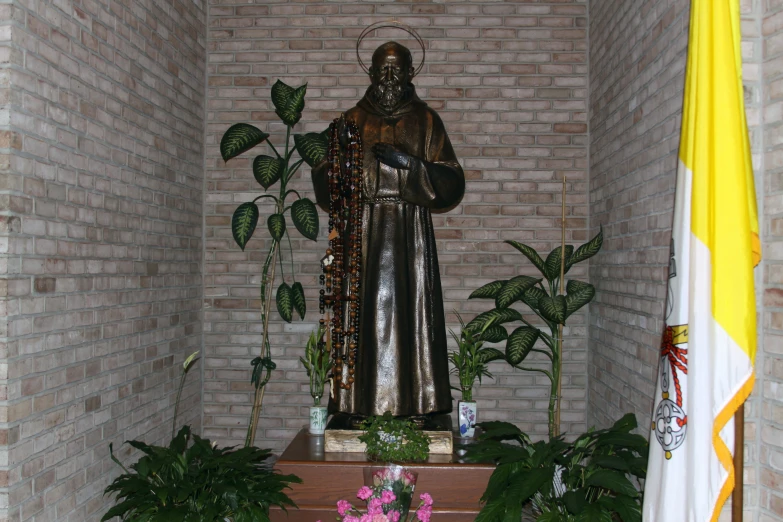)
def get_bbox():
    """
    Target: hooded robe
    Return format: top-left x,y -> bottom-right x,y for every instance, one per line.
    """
312,86 -> 465,417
